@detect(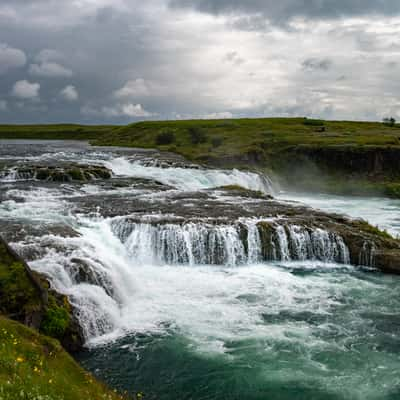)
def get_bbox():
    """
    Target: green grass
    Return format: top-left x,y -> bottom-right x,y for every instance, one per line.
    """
352,220 -> 393,240
0,124 -> 117,140
0,316 -> 130,400
91,118 -> 400,162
